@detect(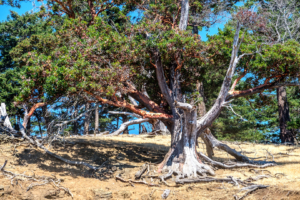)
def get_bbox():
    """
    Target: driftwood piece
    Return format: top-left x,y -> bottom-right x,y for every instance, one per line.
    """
161,189 -> 171,199
135,164 -> 148,179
